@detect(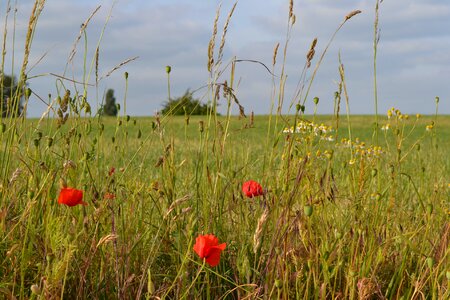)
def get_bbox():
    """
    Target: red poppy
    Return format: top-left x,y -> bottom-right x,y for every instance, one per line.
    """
108,167 -> 116,177
242,180 -> 264,198
58,187 -> 87,207
104,192 -> 116,200
193,234 -> 226,267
